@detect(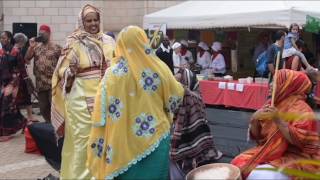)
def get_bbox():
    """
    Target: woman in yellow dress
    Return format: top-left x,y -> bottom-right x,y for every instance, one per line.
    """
86,26 -> 184,179
51,4 -> 115,179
